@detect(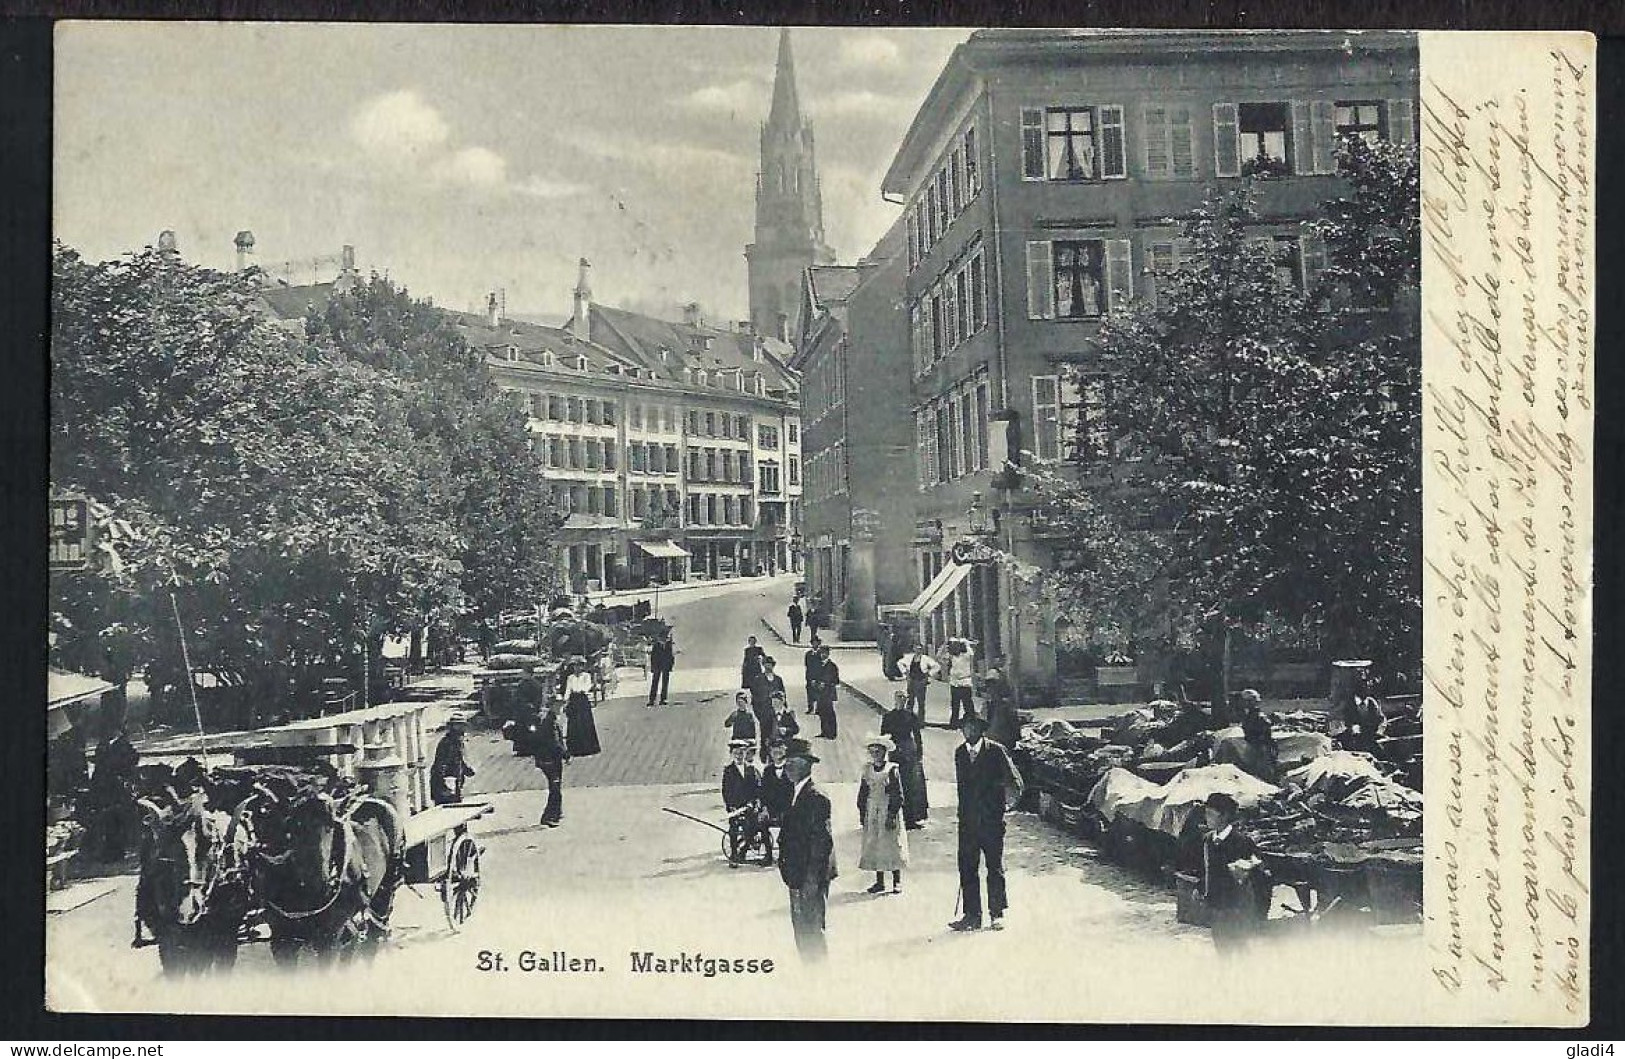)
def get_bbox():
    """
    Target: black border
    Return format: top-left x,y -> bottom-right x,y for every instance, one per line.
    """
3,1 -> 1621,1040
